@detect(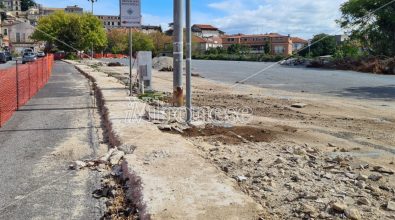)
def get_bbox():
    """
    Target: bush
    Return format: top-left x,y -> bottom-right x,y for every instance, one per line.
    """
65,53 -> 78,60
